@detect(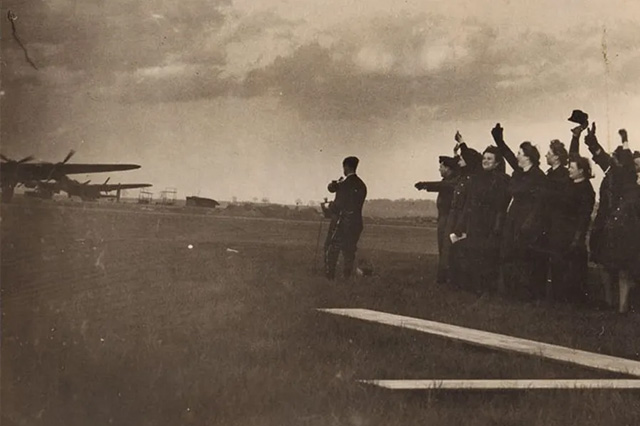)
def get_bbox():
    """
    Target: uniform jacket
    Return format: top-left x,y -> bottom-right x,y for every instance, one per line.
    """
547,179 -> 595,255
495,138 -> 547,258
458,167 -> 511,245
446,143 -> 483,236
327,174 -> 367,230
581,134 -> 636,262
